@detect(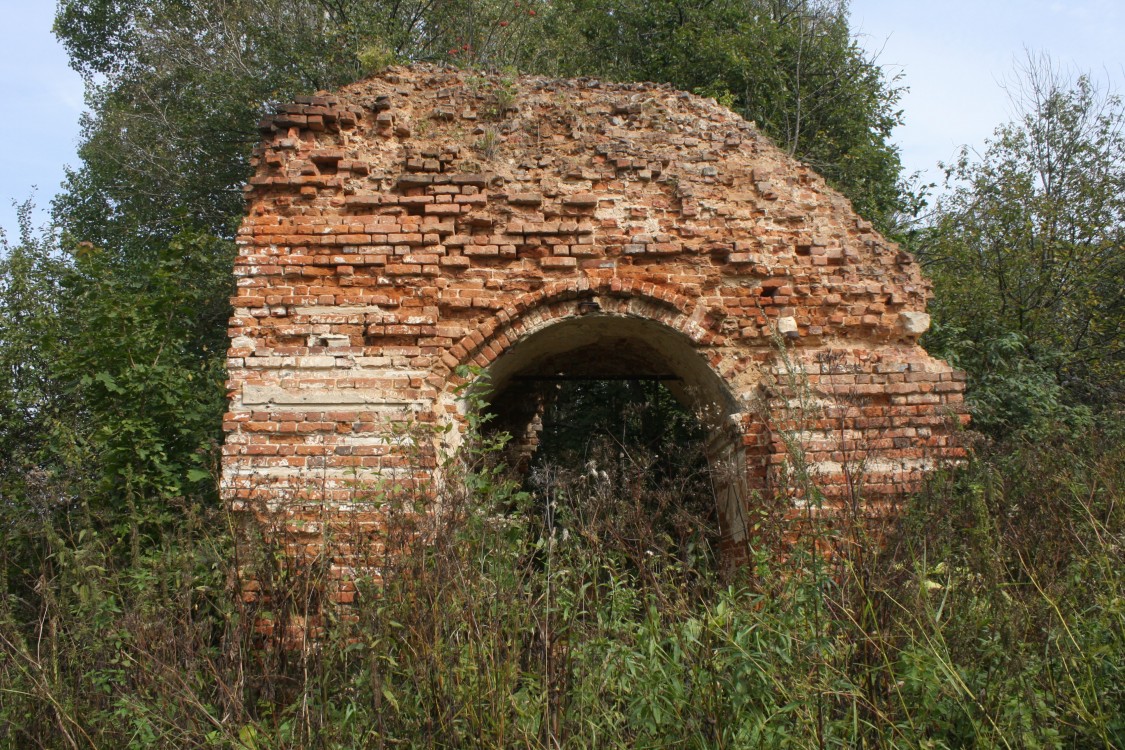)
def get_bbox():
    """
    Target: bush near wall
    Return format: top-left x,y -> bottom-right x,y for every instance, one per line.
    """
1,415 -> 1121,749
